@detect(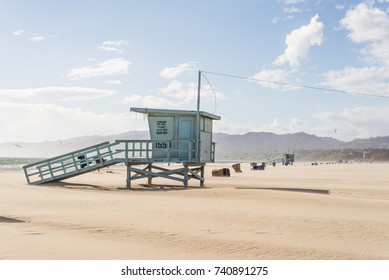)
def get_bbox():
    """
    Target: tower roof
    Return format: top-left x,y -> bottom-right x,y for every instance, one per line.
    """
130,107 -> 221,120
